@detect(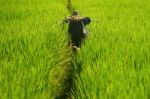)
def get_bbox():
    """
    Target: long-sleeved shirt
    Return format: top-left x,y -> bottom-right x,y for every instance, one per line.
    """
64,16 -> 91,47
